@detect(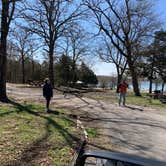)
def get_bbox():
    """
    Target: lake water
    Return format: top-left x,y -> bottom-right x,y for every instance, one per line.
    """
129,81 -> 166,91
98,80 -> 165,91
